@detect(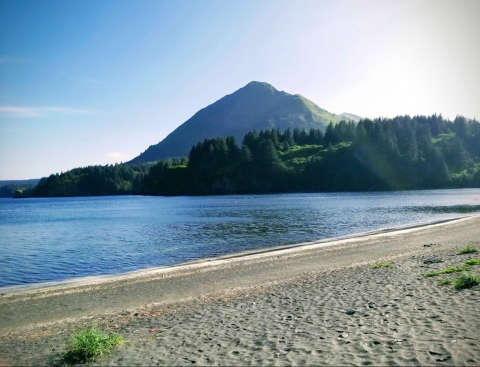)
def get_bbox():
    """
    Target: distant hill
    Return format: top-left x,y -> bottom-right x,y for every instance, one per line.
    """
0,179 -> 40,198
0,179 -> 40,186
129,81 -> 346,163
339,113 -> 362,122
